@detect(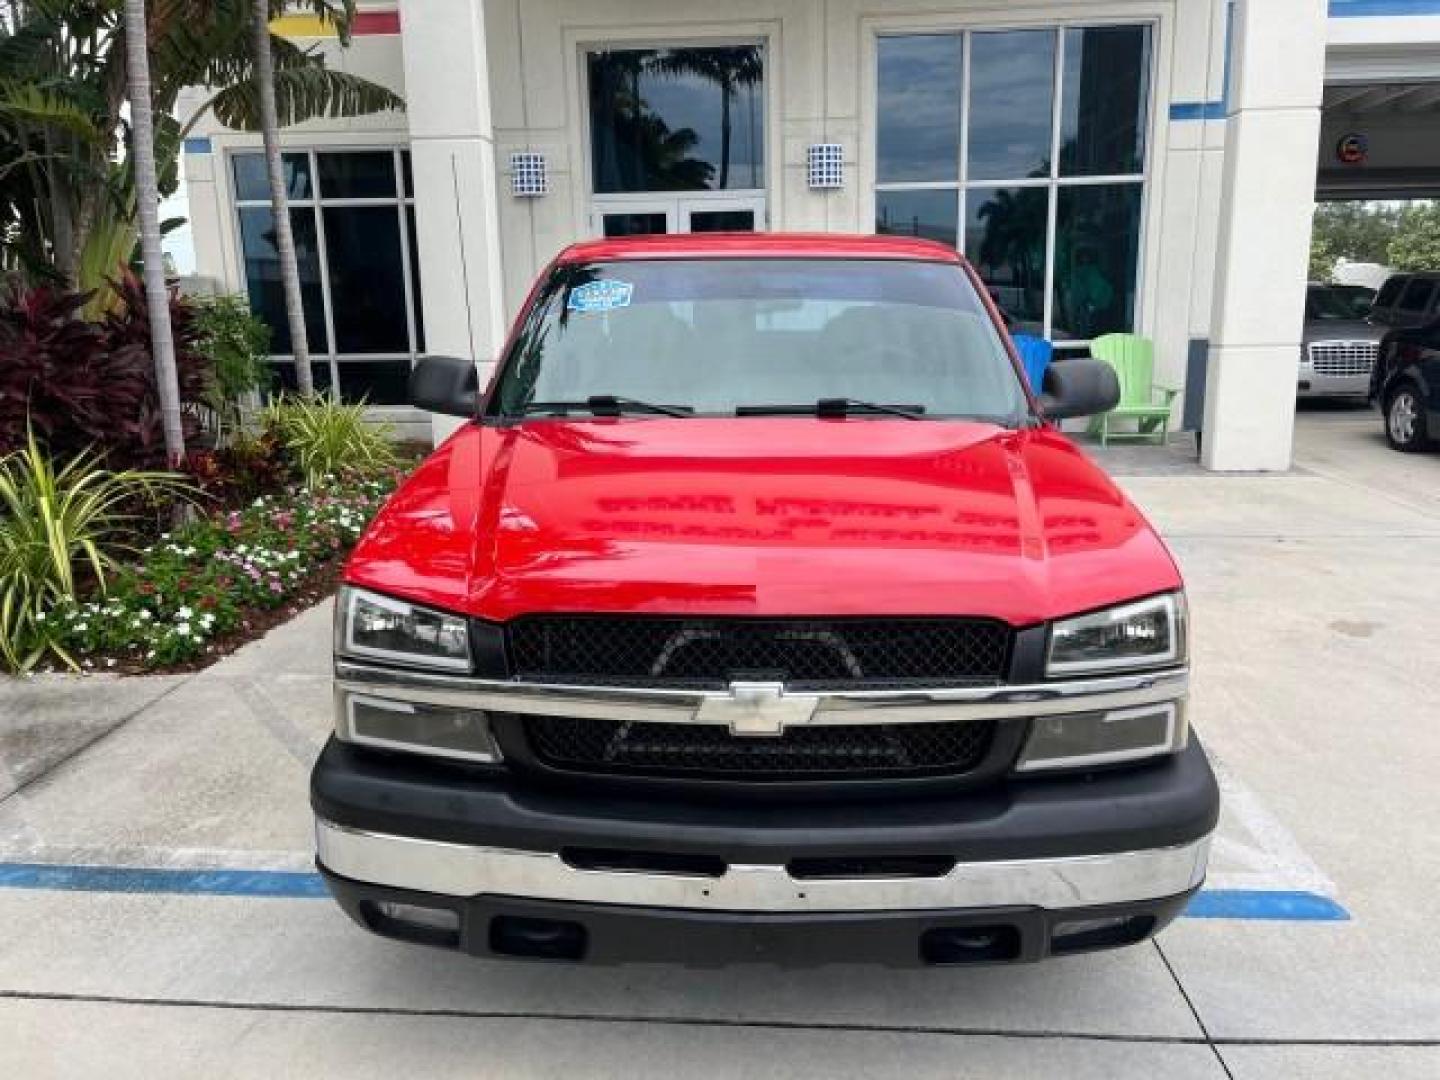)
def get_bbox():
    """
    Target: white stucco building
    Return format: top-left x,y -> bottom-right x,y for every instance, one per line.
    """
179,0 -> 1440,470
